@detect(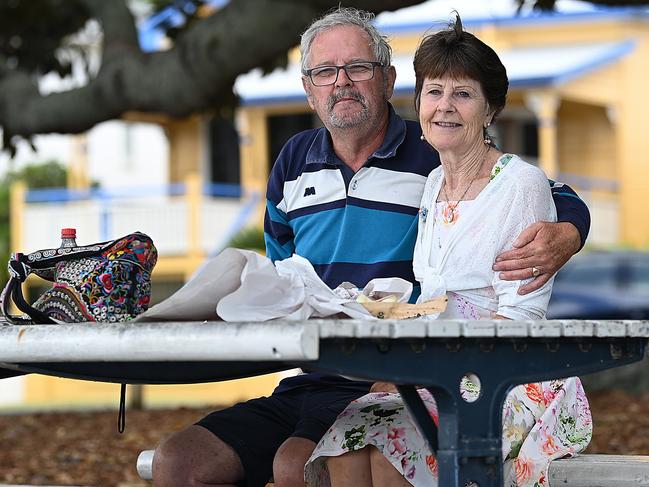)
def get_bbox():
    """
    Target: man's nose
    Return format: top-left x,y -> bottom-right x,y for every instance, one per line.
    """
335,67 -> 353,87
